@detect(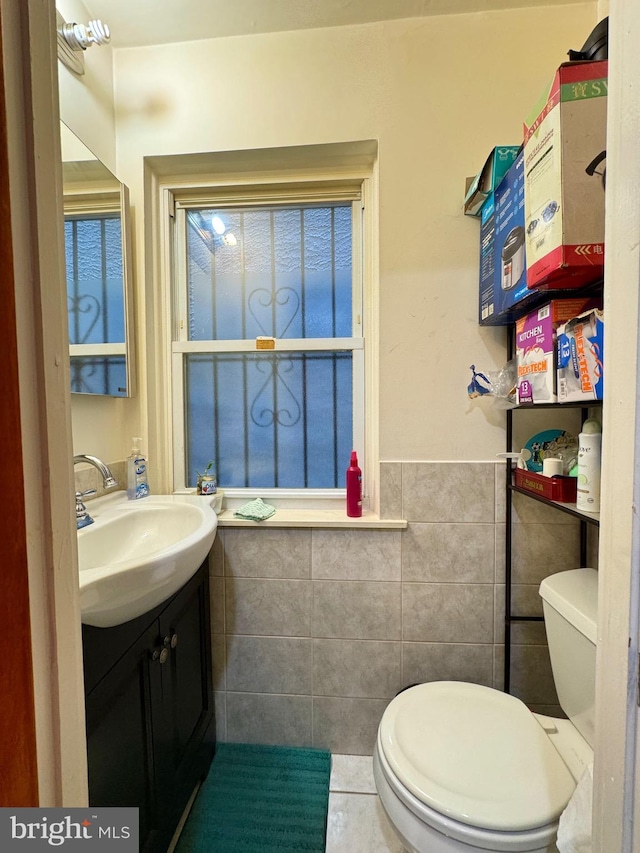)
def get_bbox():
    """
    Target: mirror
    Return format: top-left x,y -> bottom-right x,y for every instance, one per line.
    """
61,122 -> 135,397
